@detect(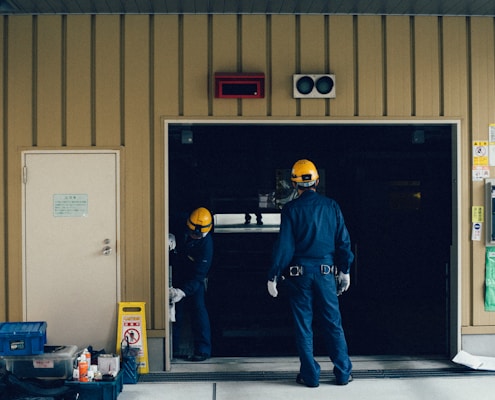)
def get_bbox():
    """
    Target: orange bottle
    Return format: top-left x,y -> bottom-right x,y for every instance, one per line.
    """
78,356 -> 89,382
